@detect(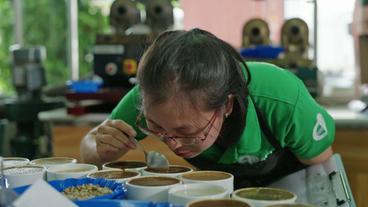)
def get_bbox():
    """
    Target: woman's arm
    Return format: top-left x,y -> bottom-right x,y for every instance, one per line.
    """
298,146 -> 333,165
